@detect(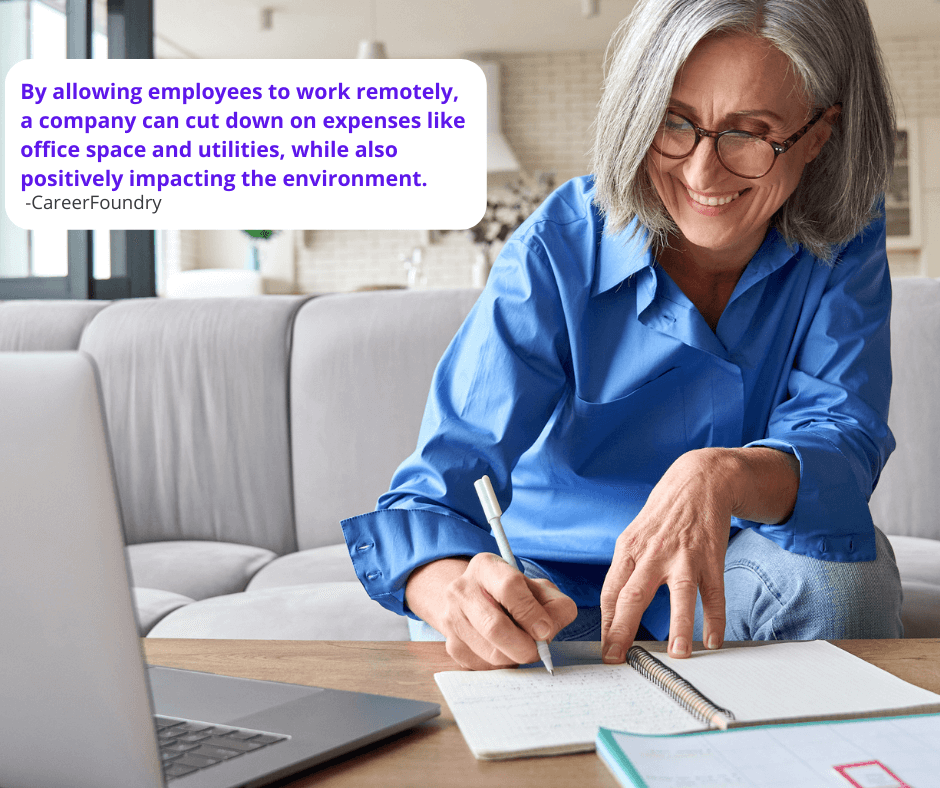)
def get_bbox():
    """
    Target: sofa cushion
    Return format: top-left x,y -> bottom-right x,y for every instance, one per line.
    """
0,300 -> 109,350
78,296 -> 311,553
147,582 -> 410,640
133,587 -> 194,635
290,289 -> 481,550
885,535 -> 940,638
869,277 -> 940,540
126,541 -> 277,600
886,534 -> 940,586
245,544 -> 358,590
898,582 -> 940,638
